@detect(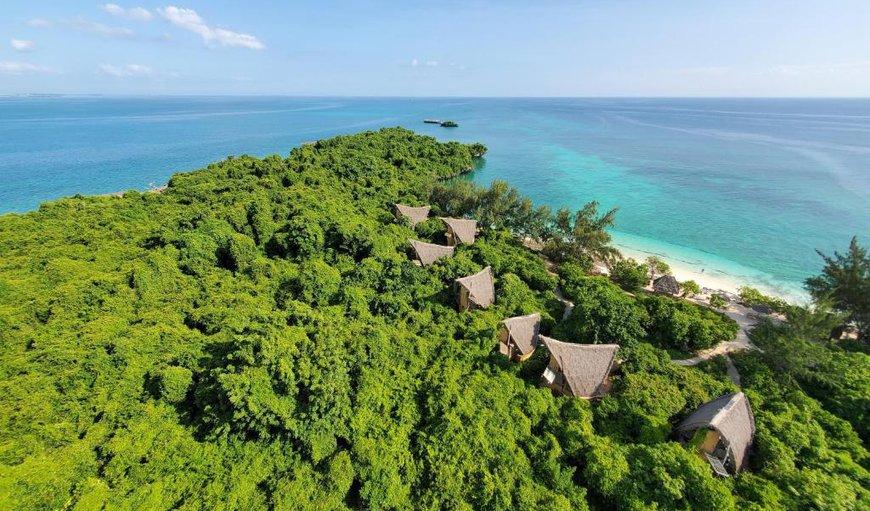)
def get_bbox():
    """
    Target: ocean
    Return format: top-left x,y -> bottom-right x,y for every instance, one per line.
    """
2,96 -> 869,300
